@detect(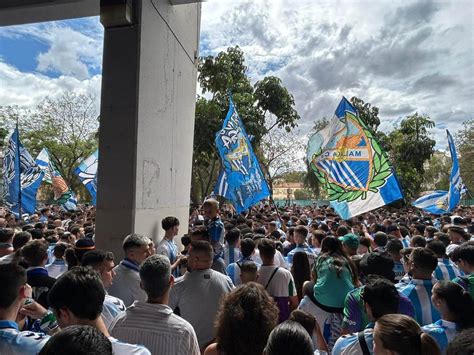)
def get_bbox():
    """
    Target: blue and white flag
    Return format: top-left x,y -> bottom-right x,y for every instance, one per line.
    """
413,130 -> 463,214
2,128 -> 44,215
74,149 -> 98,205
214,97 -> 270,213
307,97 -> 404,219
36,148 -> 77,211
